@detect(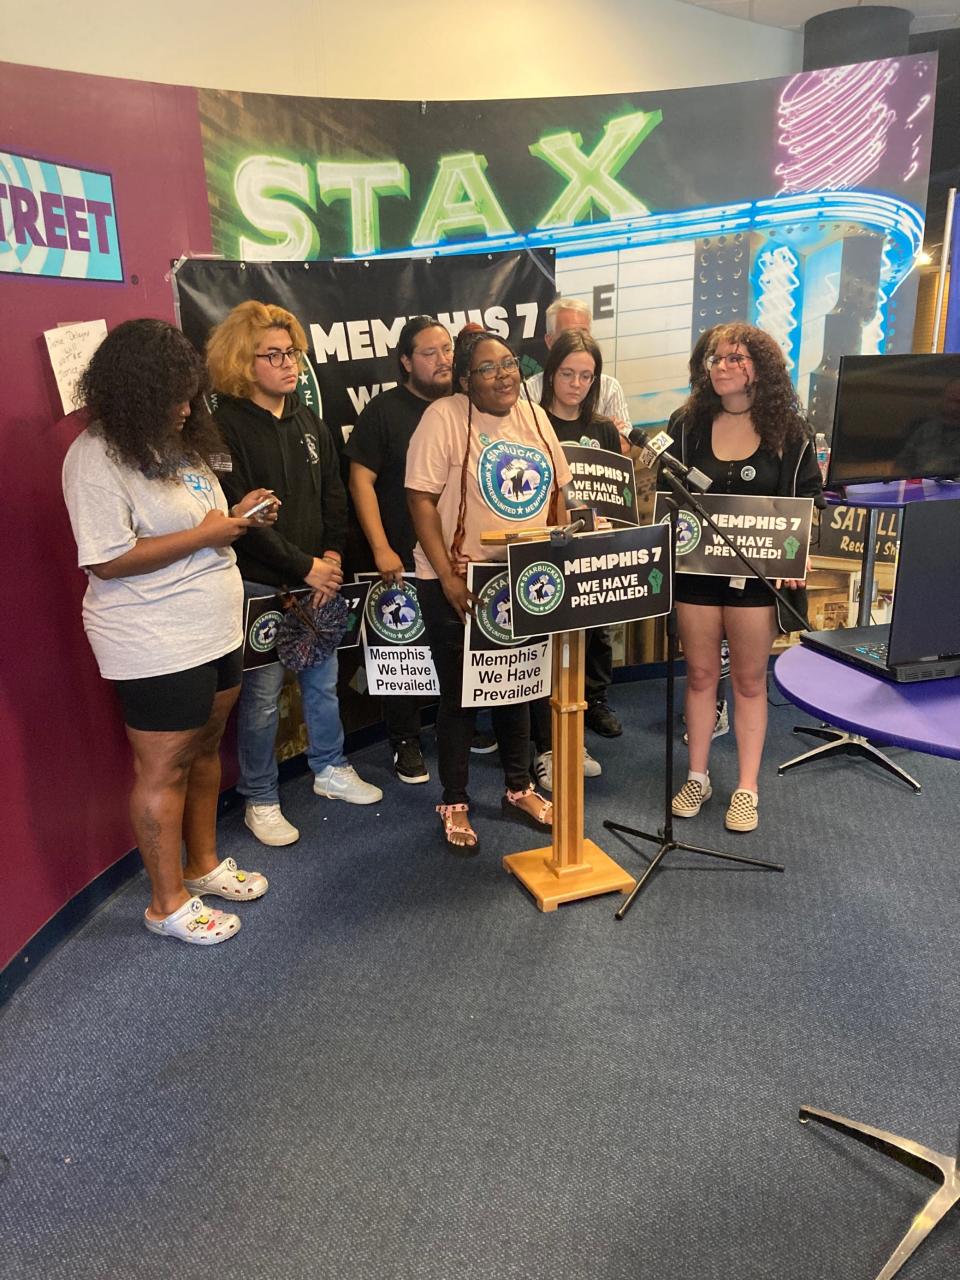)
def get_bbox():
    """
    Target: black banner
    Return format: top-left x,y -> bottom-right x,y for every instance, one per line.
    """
562,443 -> 638,525
507,525 -> 672,636
174,251 -> 555,444
653,493 -> 813,577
